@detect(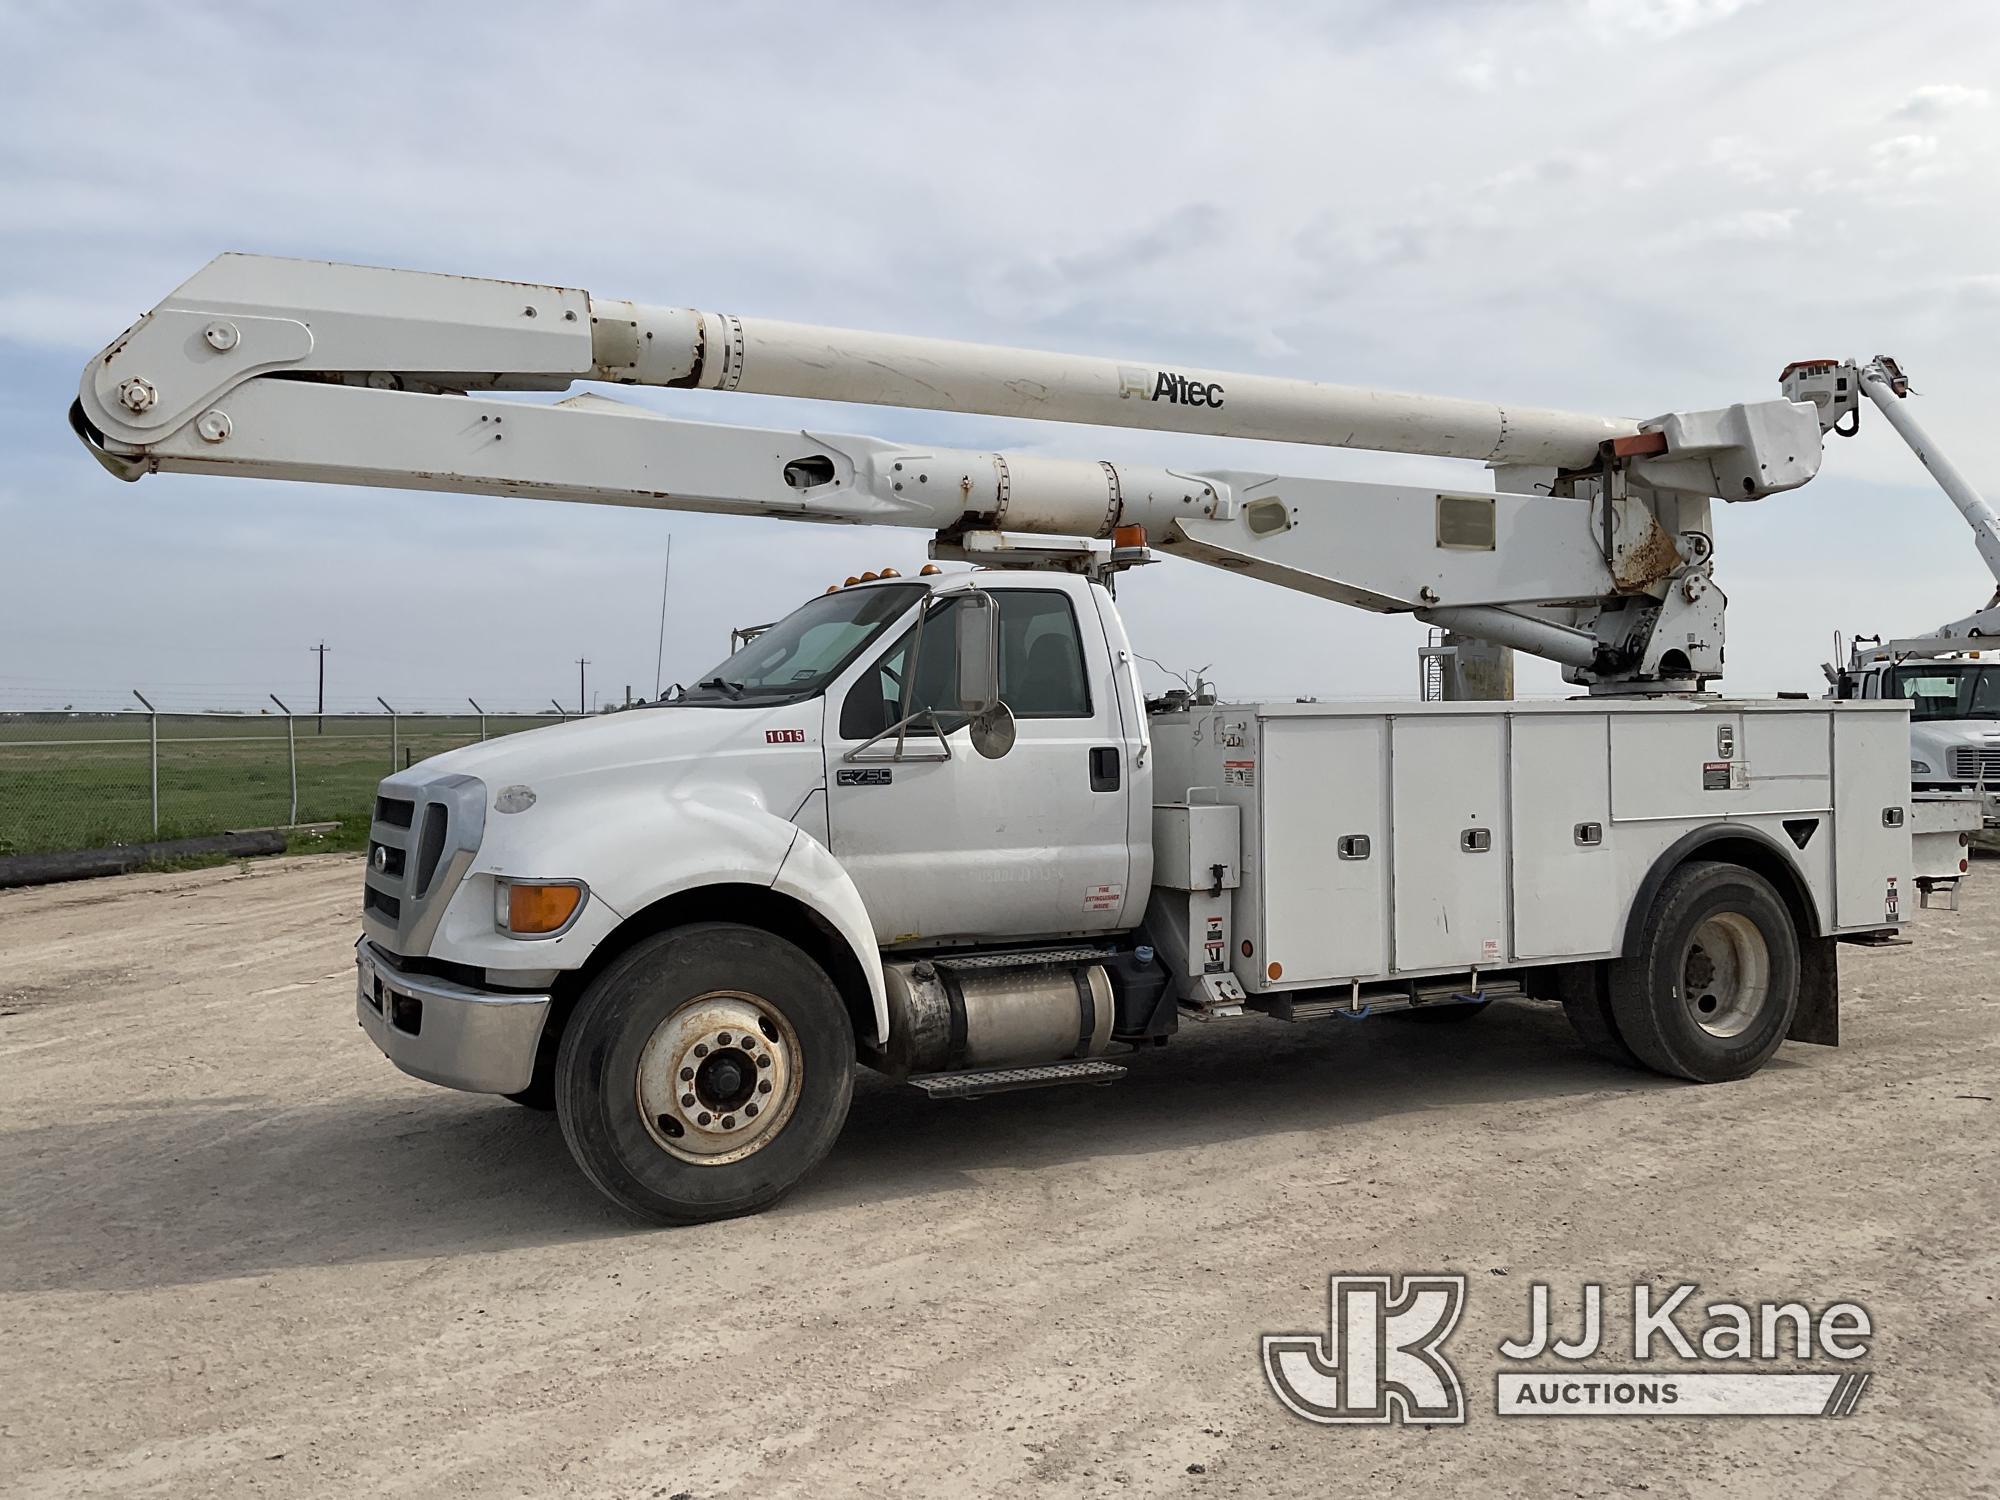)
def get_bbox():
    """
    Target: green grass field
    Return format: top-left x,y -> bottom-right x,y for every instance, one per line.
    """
0,714 -> 561,857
